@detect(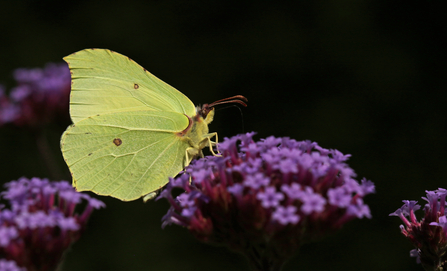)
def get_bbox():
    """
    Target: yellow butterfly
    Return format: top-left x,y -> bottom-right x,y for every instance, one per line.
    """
60,49 -> 247,201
